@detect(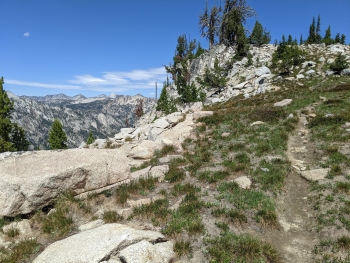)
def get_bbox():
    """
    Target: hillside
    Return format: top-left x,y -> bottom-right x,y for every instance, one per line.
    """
6,92 -> 155,149
1,42 -> 350,263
